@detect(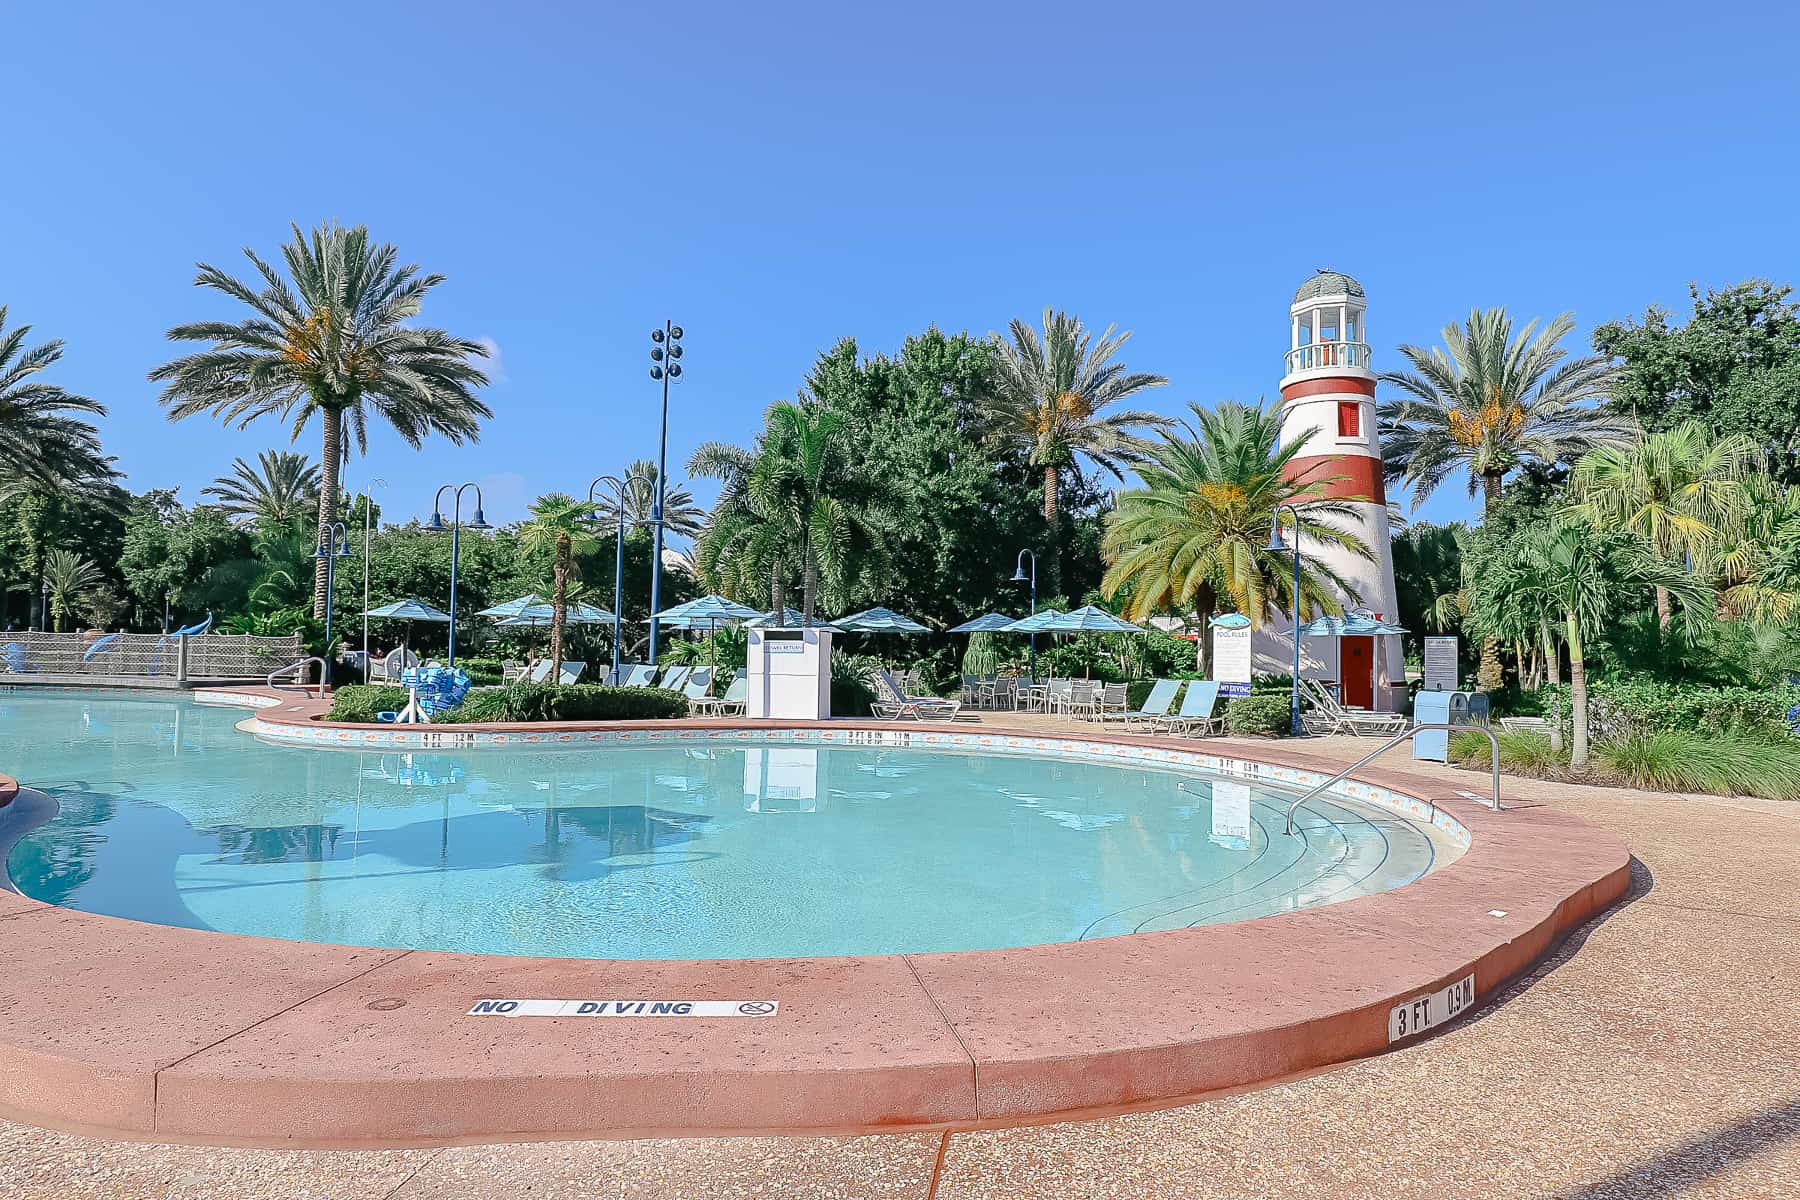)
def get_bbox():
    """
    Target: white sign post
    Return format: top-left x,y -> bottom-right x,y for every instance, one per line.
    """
1213,624 -> 1253,698
1422,636 -> 1459,693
